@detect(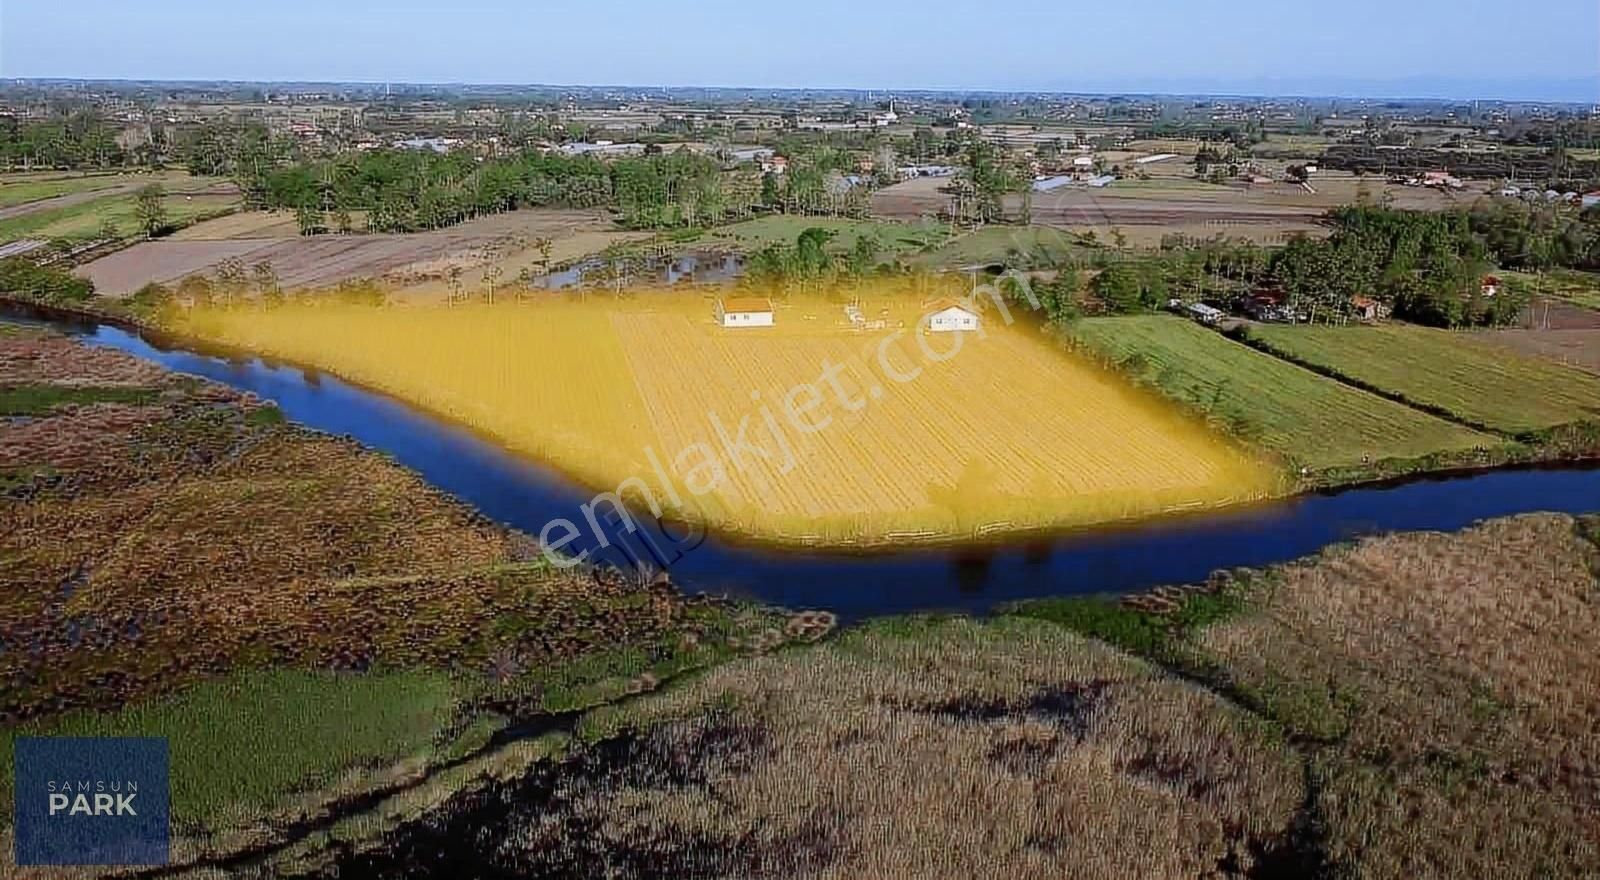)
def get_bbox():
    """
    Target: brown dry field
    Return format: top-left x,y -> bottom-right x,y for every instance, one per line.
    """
1481,299 -> 1600,374
1483,330 -> 1600,374
76,207 -> 626,297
